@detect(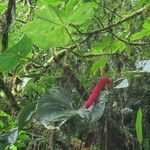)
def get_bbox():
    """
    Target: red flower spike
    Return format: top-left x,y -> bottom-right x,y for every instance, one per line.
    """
84,77 -> 112,109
